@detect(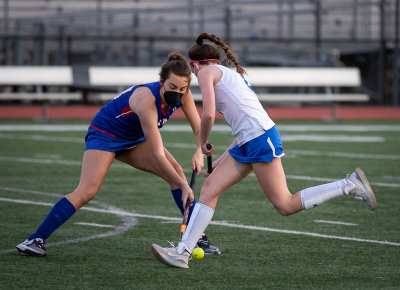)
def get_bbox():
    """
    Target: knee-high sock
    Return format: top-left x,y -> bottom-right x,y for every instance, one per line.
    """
177,202 -> 214,254
300,178 -> 355,210
28,197 -> 76,241
171,189 -> 196,223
